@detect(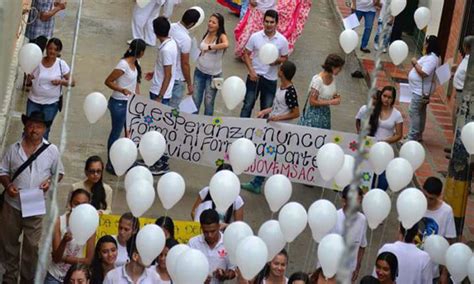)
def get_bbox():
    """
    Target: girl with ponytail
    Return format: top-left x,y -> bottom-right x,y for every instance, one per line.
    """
104,39 -> 147,174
